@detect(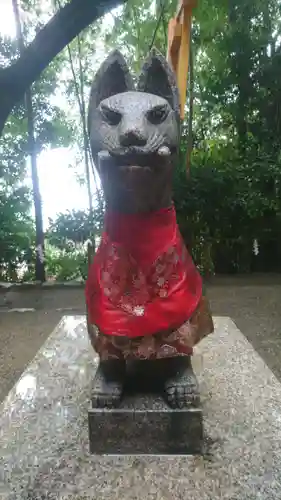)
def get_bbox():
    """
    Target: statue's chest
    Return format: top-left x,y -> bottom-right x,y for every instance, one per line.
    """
96,235 -> 188,316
